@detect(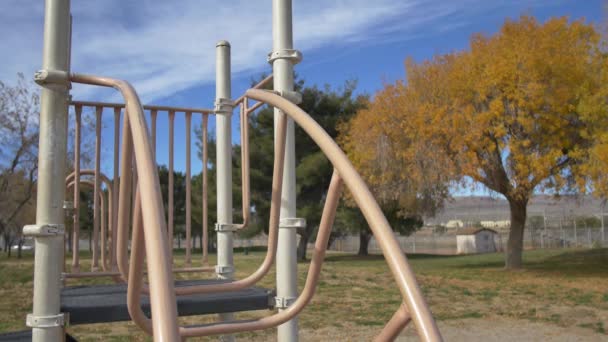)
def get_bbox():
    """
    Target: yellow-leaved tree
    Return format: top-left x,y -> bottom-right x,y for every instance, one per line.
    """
340,16 -> 607,269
